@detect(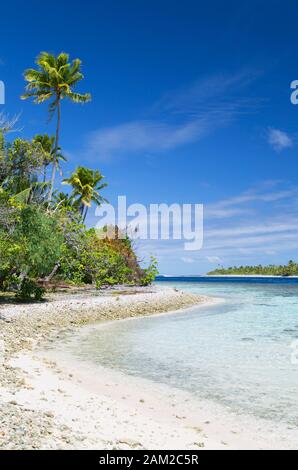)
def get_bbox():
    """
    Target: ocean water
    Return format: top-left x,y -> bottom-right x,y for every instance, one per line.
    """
62,280 -> 298,426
